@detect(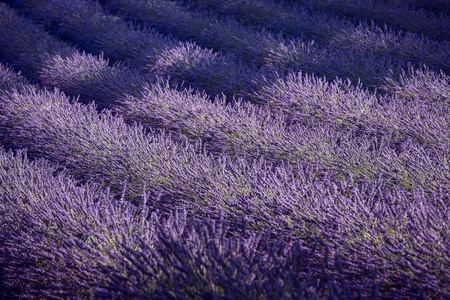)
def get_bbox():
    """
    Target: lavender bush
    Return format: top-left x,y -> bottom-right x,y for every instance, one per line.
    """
0,63 -> 31,94
148,41 -> 261,99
